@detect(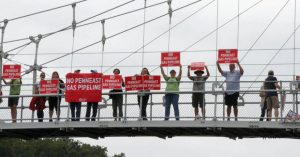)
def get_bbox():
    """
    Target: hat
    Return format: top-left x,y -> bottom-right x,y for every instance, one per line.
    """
268,70 -> 274,76
194,70 -> 204,75
170,69 -> 176,73
74,69 -> 80,73
91,69 -> 98,73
